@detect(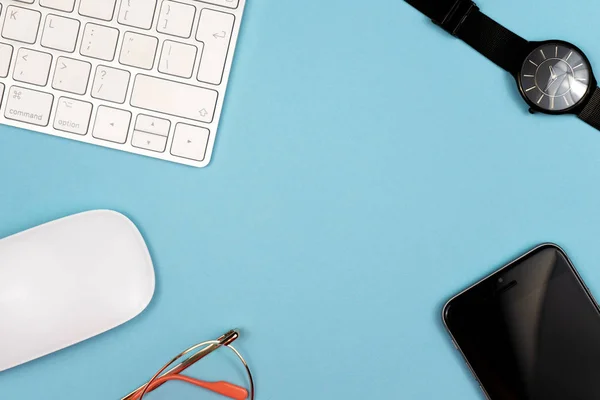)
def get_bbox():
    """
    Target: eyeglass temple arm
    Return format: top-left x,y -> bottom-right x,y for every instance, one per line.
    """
121,330 -> 239,400
138,374 -> 248,400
